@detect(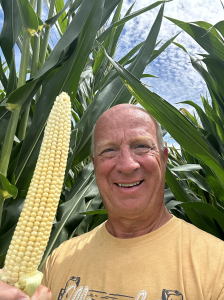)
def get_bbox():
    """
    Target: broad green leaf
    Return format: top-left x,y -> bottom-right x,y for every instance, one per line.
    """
191,21 -> 222,40
165,16 -> 224,63
16,0 -> 38,34
200,161 -> 224,202
79,209 -> 107,215
66,163 -> 94,201
141,74 -> 158,78
72,193 -> 103,236
172,41 -> 188,53
182,171 -> 213,194
214,20 -> 224,38
179,100 -> 218,138
109,1 -> 135,60
103,51 -> 224,185
166,200 -> 183,211
93,0 -> 123,75
35,0 -> 96,79
45,0 -> 73,27
15,0 -> 105,184
171,164 -> 202,172
179,108 -> 198,126
39,177 -> 96,269
6,80 -> 37,109
0,225 -> 16,265
202,57 -> 224,103
201,96 -> 224,144
148,32 -> 181,64
0,197 -> 24,237
6,52 -> 17,95
0,172 -> 17,199
97,0 -> 171,44
189,56 -> 224,115
181,202 -> 224,238
0,253 -> 6,268
100,0 -> 122,28
0,0 -> 22,67
118,42 -> 145,66
0,109 -> 10,145
56,0 -> 68,33
71,3 -> 166,168
67,0 -> 83,16
165,168 -> 198,203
